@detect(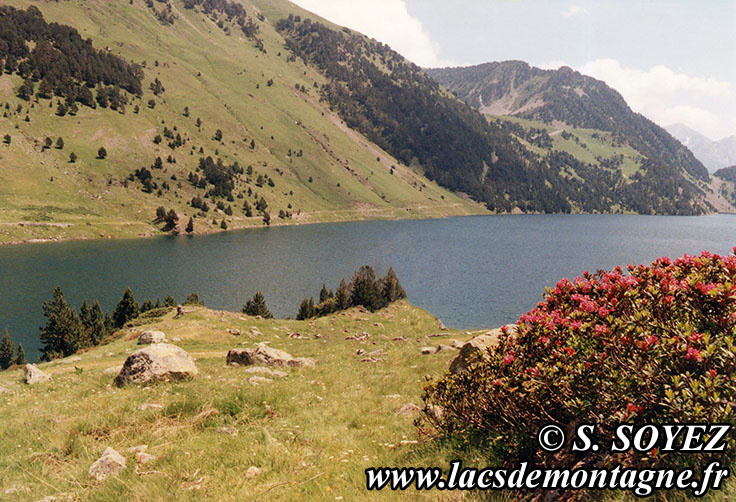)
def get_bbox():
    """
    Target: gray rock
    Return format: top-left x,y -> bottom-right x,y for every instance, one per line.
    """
449,326 -> 514,374
88,447 -> 126,481
114,344 -> 198,386
248,376 -> 273,385
436,344 -> 456,352
137,330 -> 166,345
227,328 -> 241,336
420,346 -> 436,355
395,403 -> 421,416
243,366 -> 287,378
245,466 -> 261,479
24,364 -> 51,384
103,365 -> 123,375
139,402 -> 164,411
424,404 -> 444,422
226,343 -> 315,368
219,426 -> 239,436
